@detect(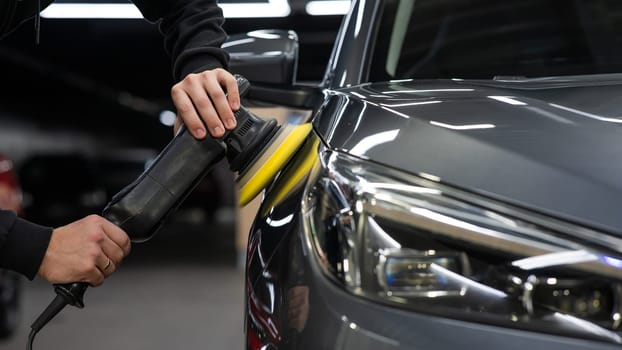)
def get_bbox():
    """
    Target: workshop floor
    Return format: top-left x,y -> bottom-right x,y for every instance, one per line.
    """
0,218 -> 245,350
